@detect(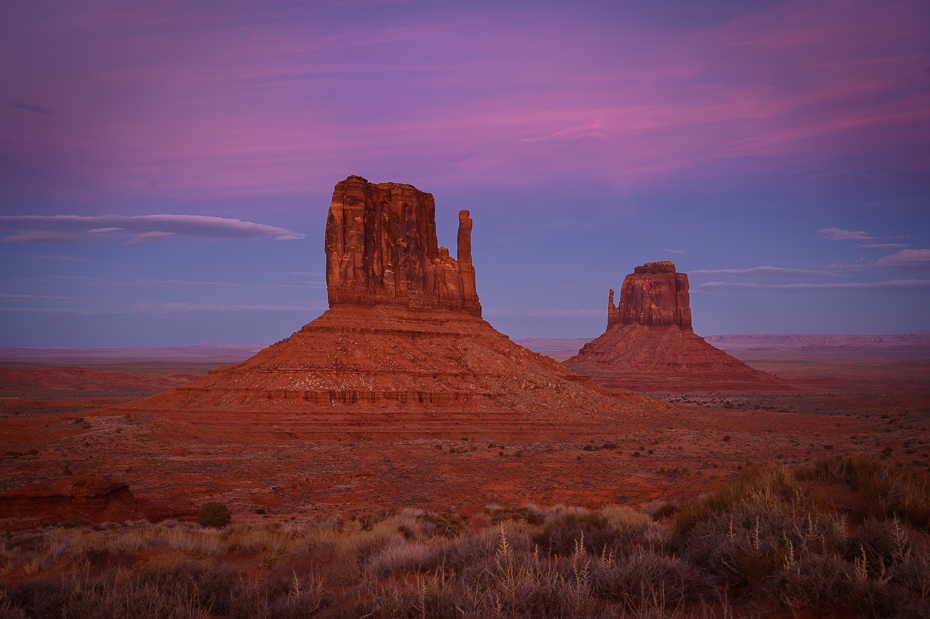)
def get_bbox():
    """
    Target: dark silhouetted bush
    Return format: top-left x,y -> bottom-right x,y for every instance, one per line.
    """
198,502 -> 231,528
